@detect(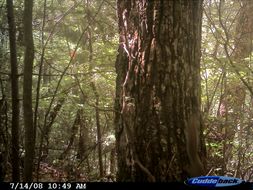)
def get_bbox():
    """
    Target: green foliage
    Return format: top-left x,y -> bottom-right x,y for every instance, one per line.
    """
1,0 -> 118,181
202,0 -> 253,179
